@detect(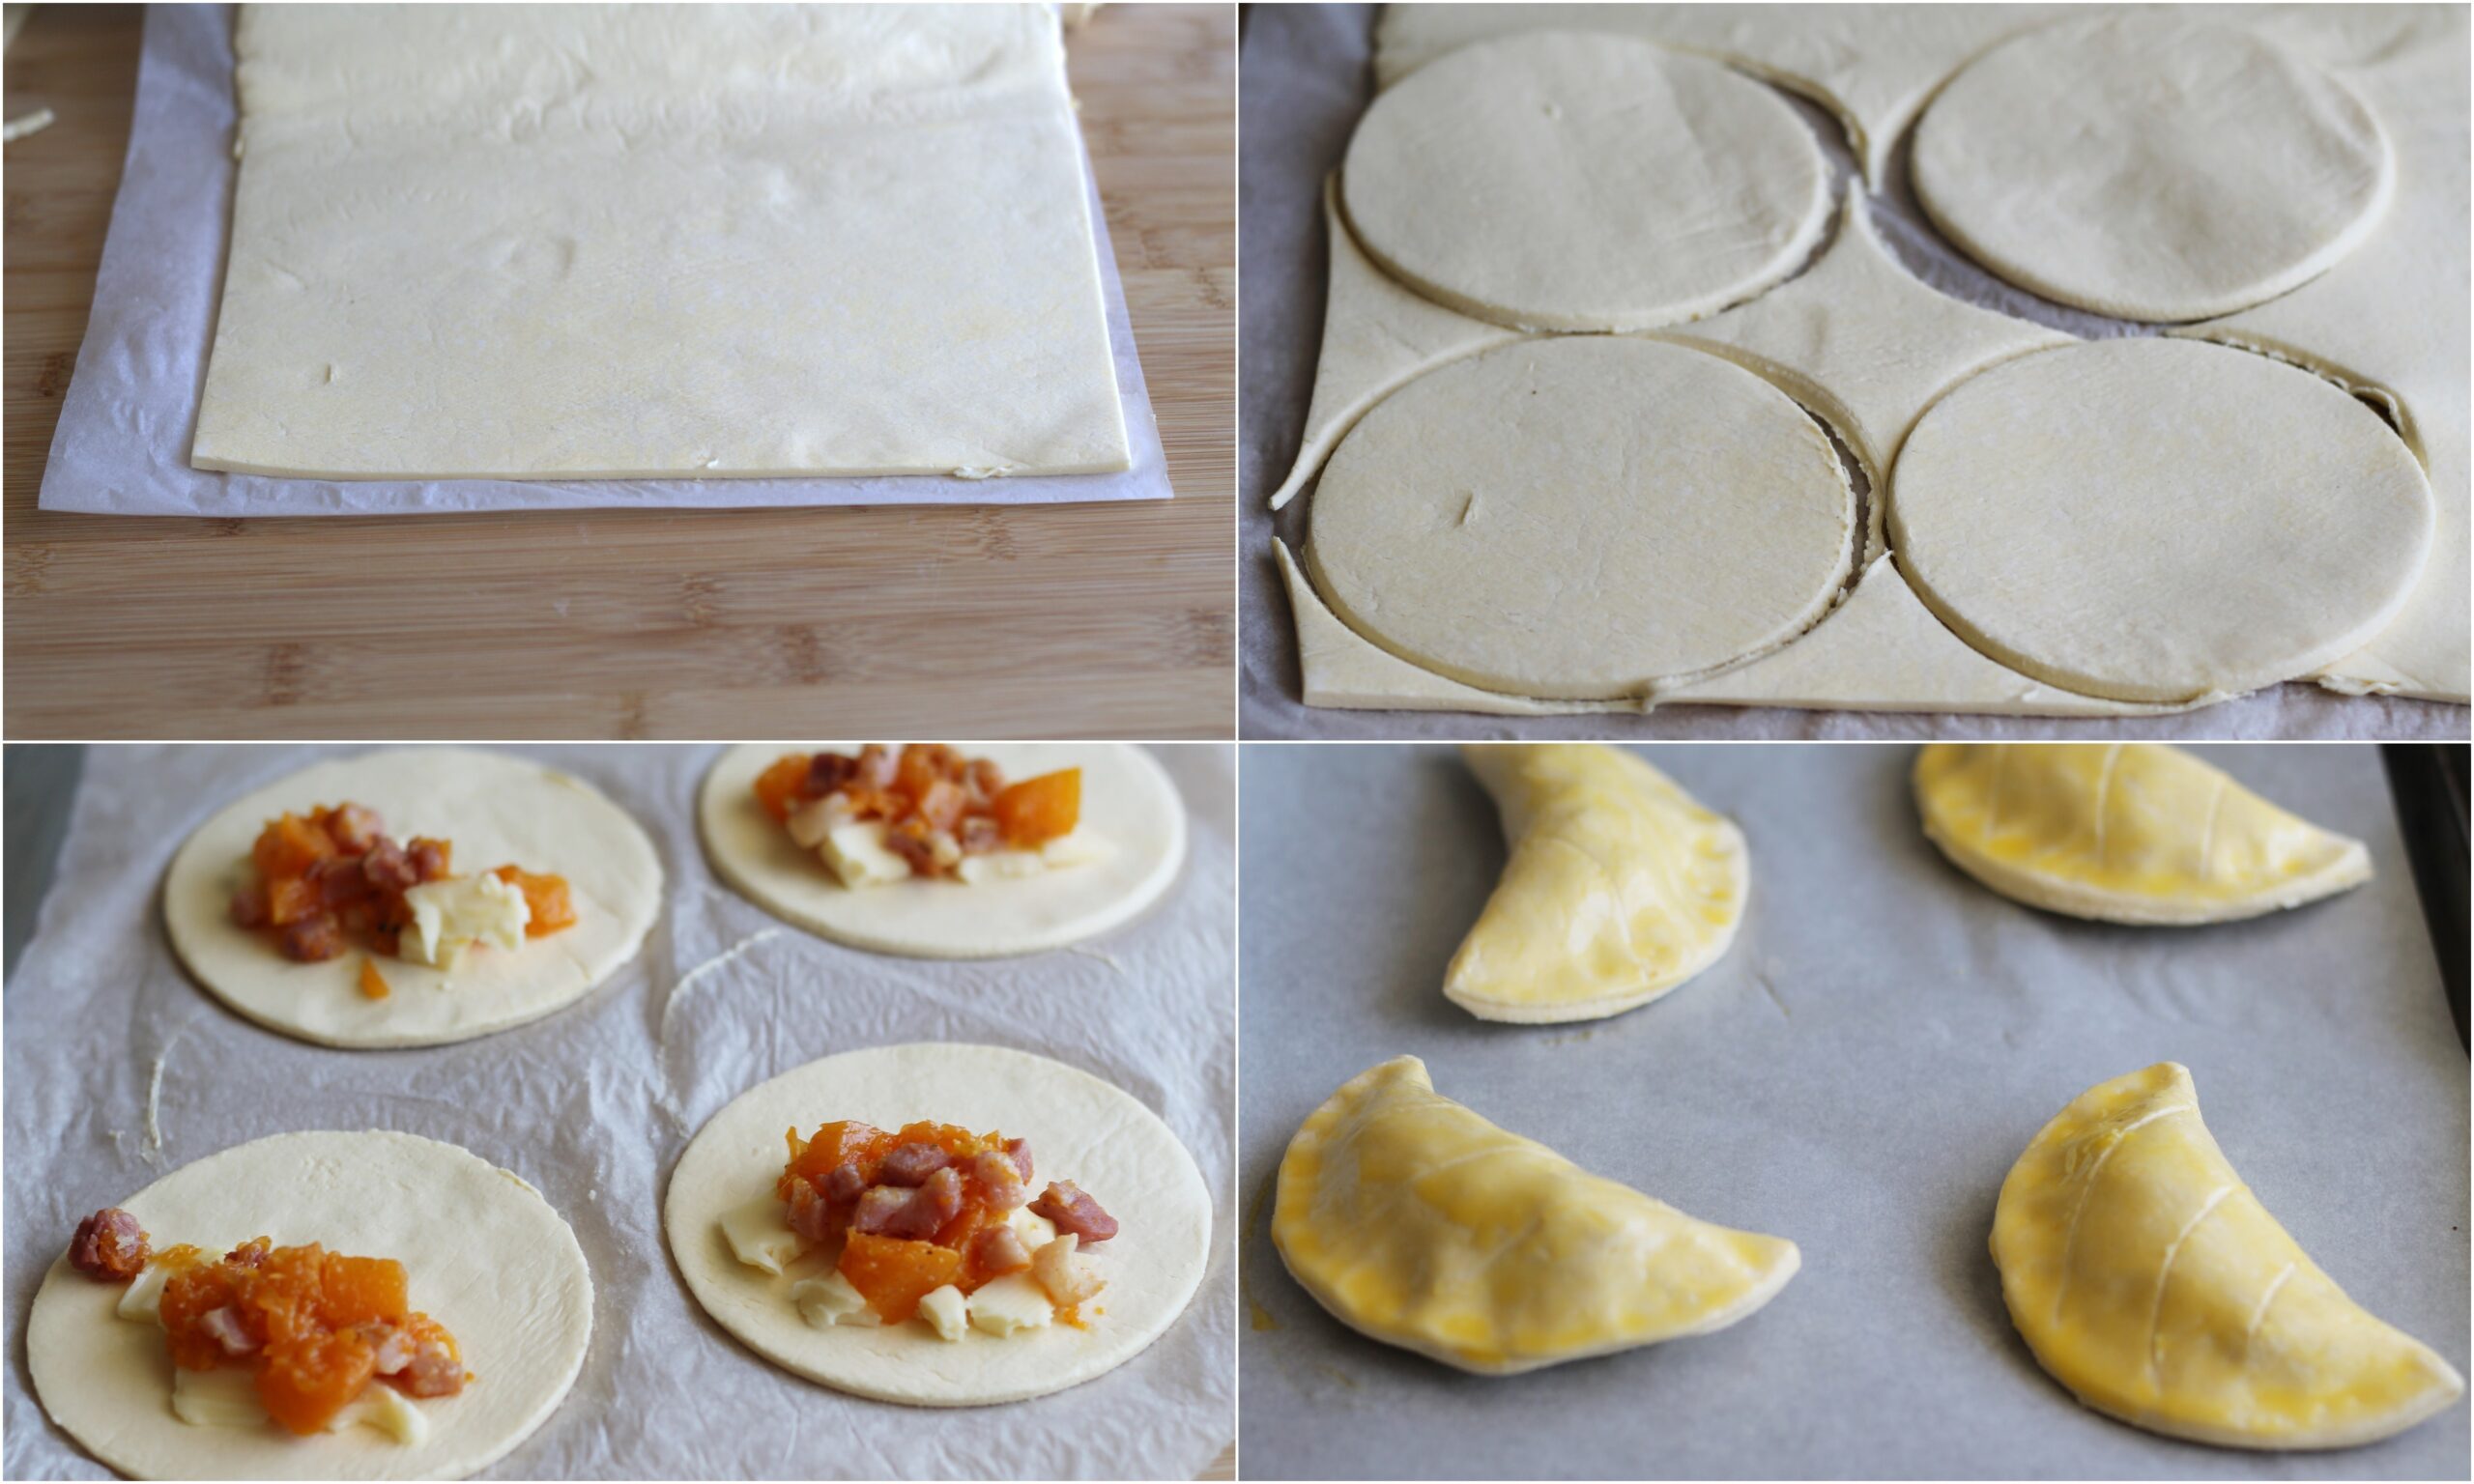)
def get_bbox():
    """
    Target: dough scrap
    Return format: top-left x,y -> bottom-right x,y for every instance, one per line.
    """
26,1130 -> 593,1481
1887,338 -> 2433,704
1914,742 -> 2373,926
1339,30 -> 1828,331
698,744 -> 1185,958
1448,745 -> 1746,1024
162,748 -> 663,1049
192,4 -> 1127,480
1913,11 -> 2393,323
664,1042 -> 1212,1407
1304,336 -> 1855,700
1273,1056 -> 1798,1376
1993,1063 -> 2463,1449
